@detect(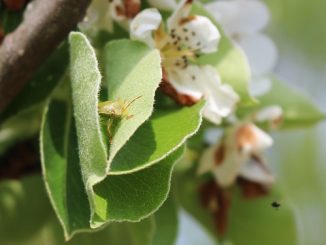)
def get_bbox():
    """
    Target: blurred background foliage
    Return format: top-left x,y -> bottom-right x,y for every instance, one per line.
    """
178,0 -> 326,244
265,0 -> 326,244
